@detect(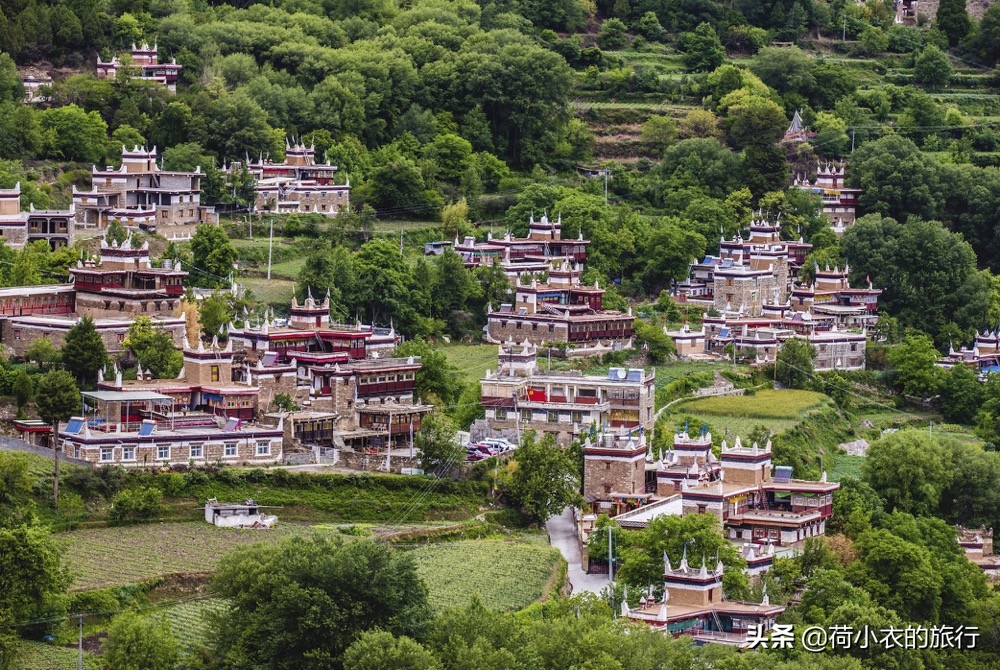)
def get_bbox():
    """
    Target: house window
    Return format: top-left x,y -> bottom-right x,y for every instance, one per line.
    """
697,504 -> 707,514
496,408 -> 508,421
572,411 -> 583,424
520,409 -> 531,422
224,443 -> 238,457
211,365 -> 220,382
122,446 -> 135,461
157,445 -> 170,460
190,444 -> 203,459
547,411 -> 559,423
605,461 -> 611,470
256,441 -> 270,456
603,485 -> 612,494
100,448 -> 113,462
